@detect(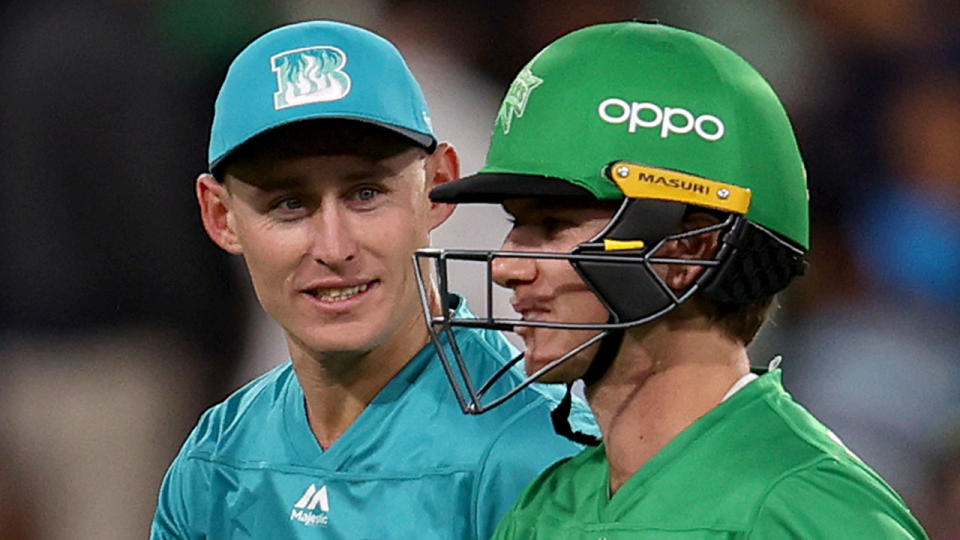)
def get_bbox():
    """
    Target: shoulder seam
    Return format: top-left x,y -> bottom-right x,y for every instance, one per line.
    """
762,386 -> 890,485
746,454 -> 837,537
184,362 -> 293,454
744,391 -> 841,537
178,452 -> 478,478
